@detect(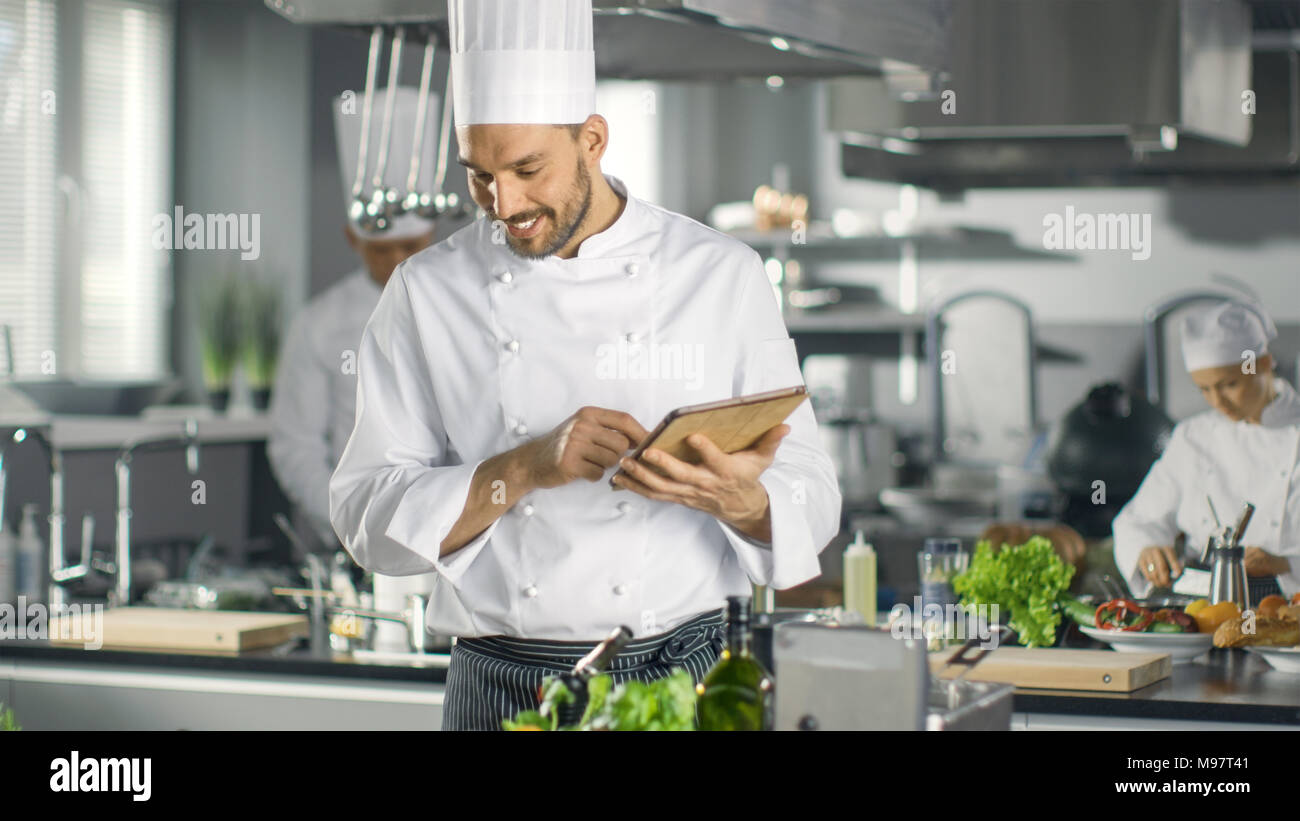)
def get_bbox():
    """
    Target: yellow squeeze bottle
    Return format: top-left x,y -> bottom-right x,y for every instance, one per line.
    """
843,530 -> 877,627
